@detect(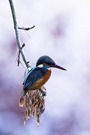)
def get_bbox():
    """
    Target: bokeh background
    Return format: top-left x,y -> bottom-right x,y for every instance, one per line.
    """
0,0 -> 90,135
